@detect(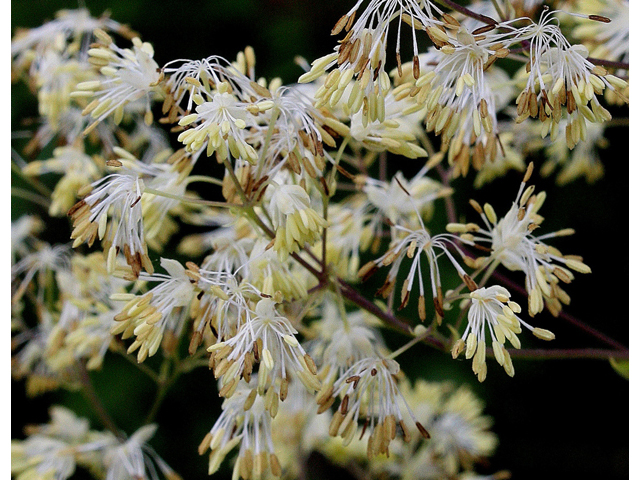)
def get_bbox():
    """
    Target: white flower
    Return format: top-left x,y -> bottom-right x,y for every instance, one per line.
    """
199,379 -> 282,478
307,296 -> 386,398
28,49 -> 94,129
514,9 -> 628,146
103,425 -> 179,480
111,258 -> 196,362
163,55 -> 239,113
452,285 -> 554,381
349,90 -> 428,159
69,165 -> 151,277
248,238 -> 310,301
73,32 -> 162,133
378,379 -> 498,478
207,298 -> 321,401
11,8 -> 123,62
363,166 -> 451,226
189,271 -> 261,353
177,86 -> 259,162
542,120 -> 606,183
359,220 -> 472,323
300,0 -> 443,123
321,357 -> 430,458
11,435 -> 78,480
11,215 -> 44,263
451,165 -> 591,316
268,183 -> 327,260
12,242 -> 71,305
